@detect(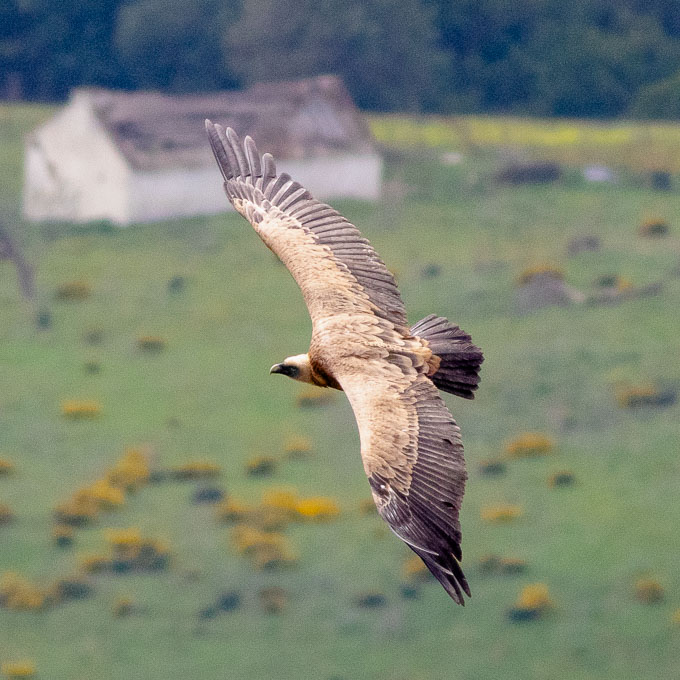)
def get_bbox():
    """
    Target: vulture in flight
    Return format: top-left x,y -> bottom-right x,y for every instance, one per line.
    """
205,122 -> 483,604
